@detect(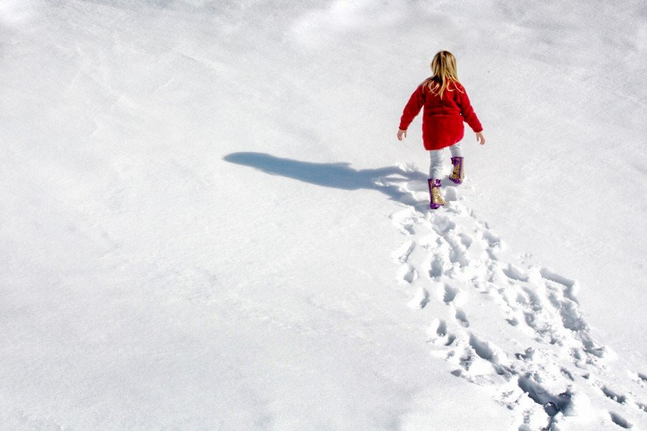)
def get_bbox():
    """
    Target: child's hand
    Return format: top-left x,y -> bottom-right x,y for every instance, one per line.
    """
397,129 -> 407,141
476,131 -> 486,145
